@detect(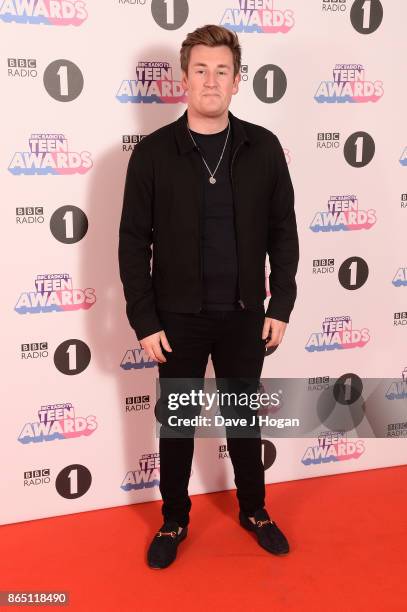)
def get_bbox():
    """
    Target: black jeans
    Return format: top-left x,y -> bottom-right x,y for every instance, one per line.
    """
156,307 -> 267,527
